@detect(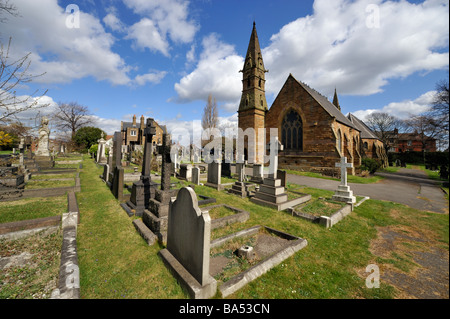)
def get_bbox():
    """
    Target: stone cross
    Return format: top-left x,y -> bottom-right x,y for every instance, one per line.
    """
336,156 -> 353,186
158,128 -> 172,191
141,118 -> 156,177
267,136 -> 283,179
